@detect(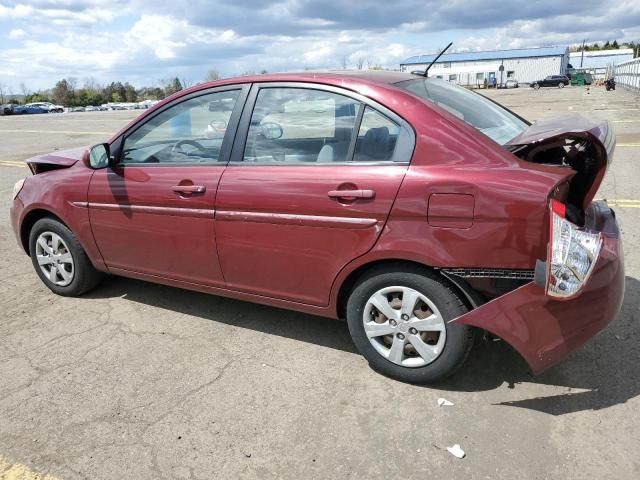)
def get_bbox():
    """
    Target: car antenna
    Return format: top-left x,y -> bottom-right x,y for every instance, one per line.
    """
423,42 -> 453,77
